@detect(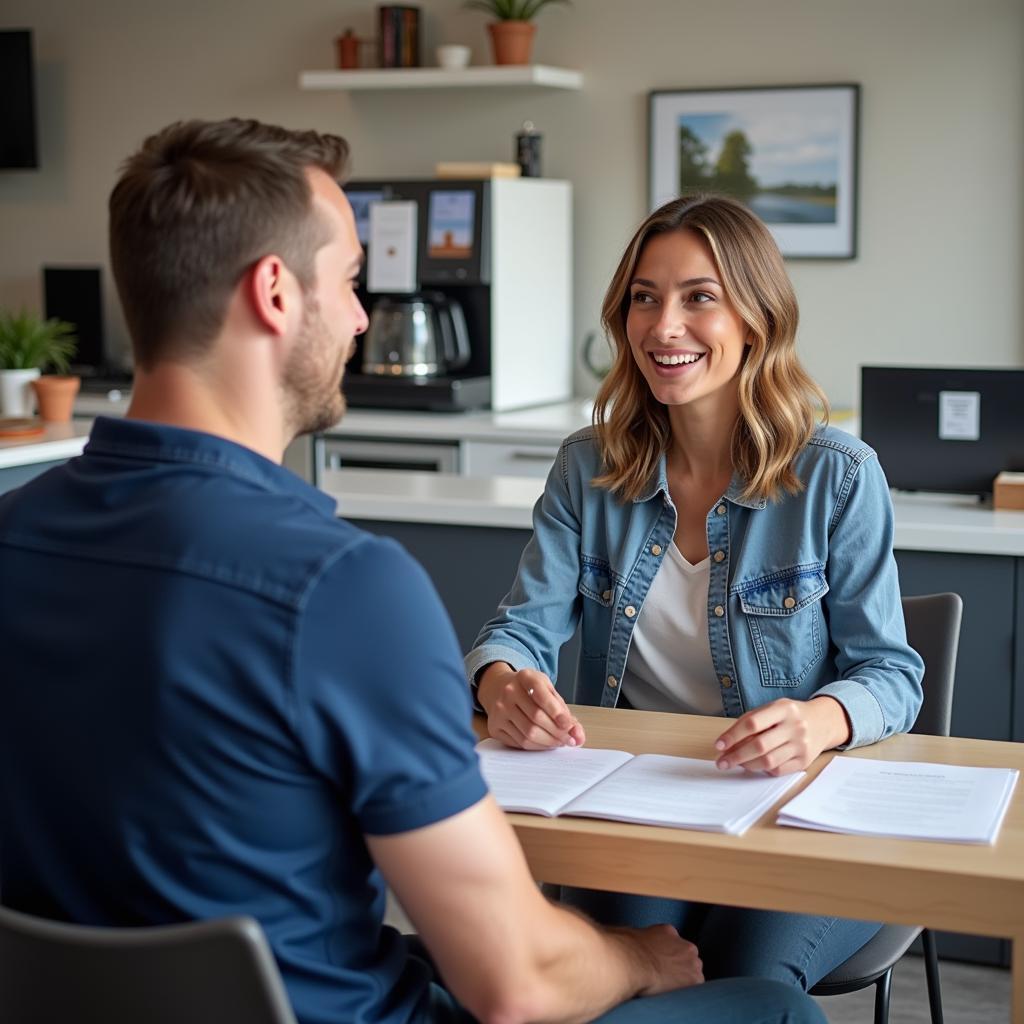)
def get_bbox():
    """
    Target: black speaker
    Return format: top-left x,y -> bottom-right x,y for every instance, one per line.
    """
42,265 -> 104,371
